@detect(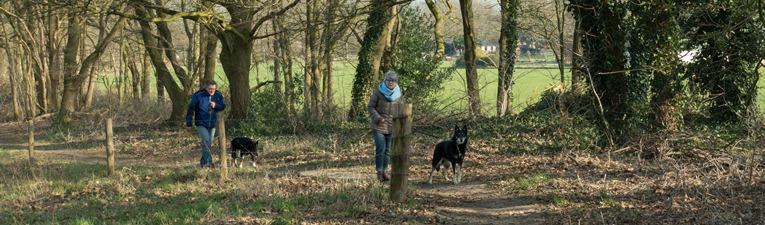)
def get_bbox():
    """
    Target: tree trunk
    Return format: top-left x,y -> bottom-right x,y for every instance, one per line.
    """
555,0 -> 566,87
202,27 -> 217,87
182,0 -> 201,87
379,7 -> 400,75
372,5 -> 397,84
571,0 -> 629,134
208,3 -> 263,121
424,0 -> 447,63
82,64 -> 96,109
82,15 -> 107,111
32,54 -> 47,114
219,37 -> 253,120
5,46 -> 23,120
497,0 -> 519,117
309,0 -> 322,115
571,19 -> 582,93
647,0 -> 679,130
349,0 -> 394,118
155,10 -> 193,94
22,47 -> 37,118
125,44 -> 142,100
59,17 -> 126,123
141,47 -> 151,98
271,20 -> 282,99
47,11 -> 62,111
460,0 -> 481,117
277,14 -> 295,115
60,13 -> 82,117
136,6 -> 188,121
304,0 -> 316,116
